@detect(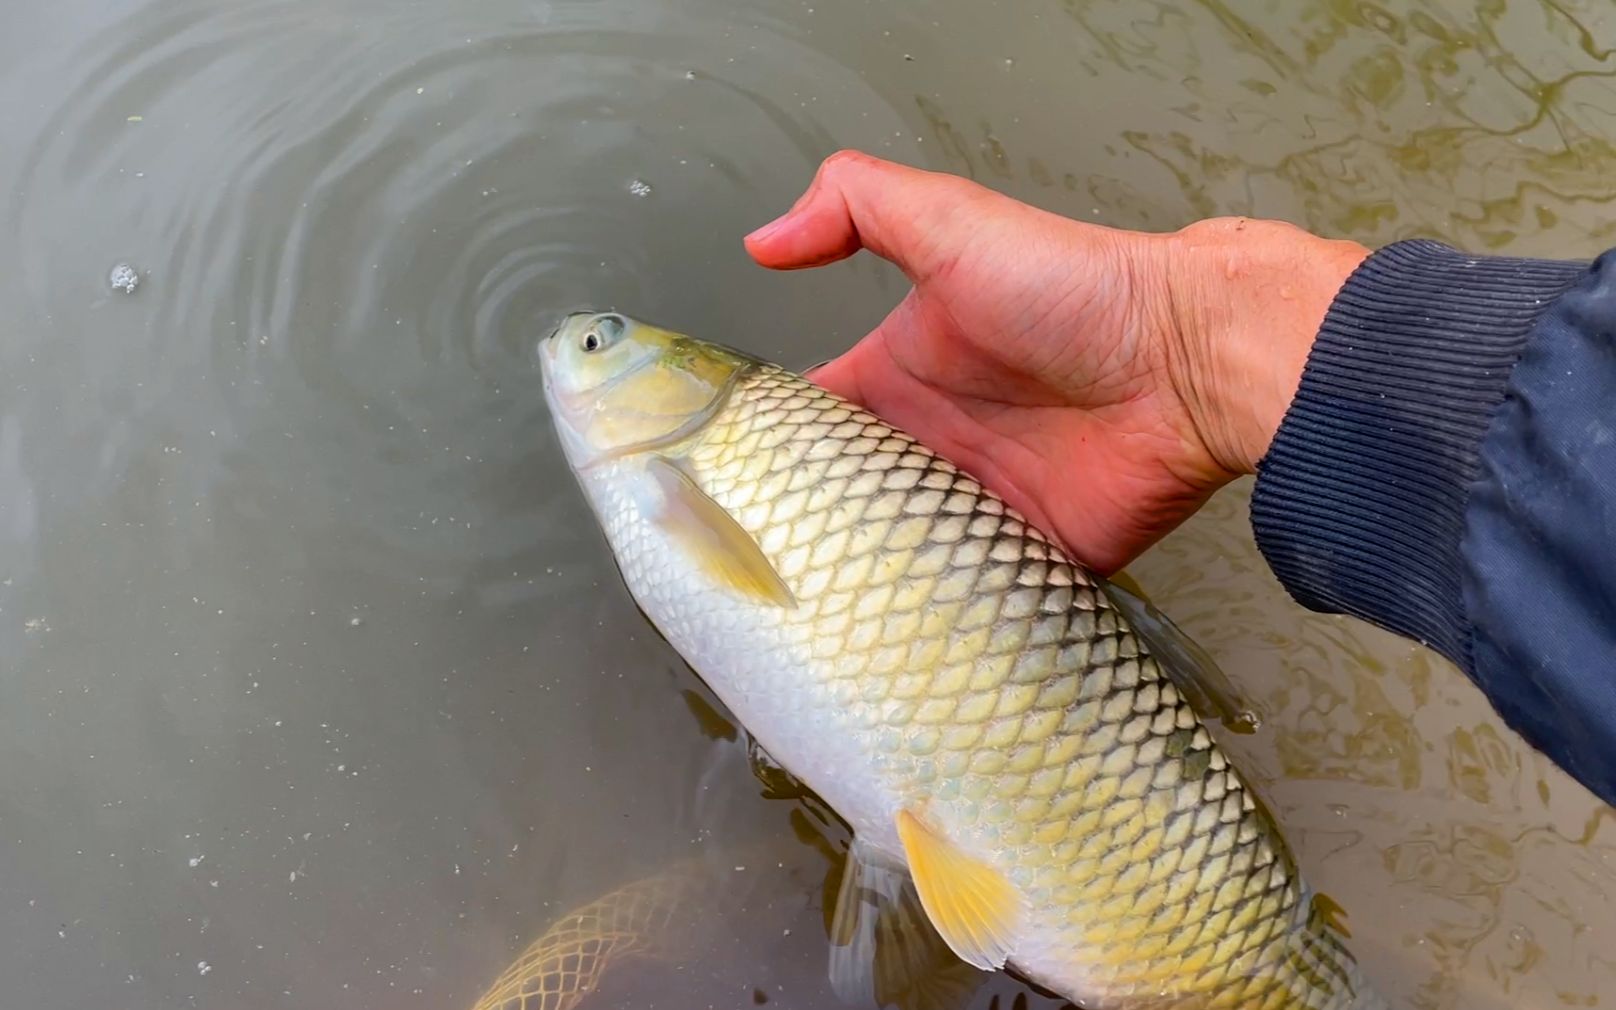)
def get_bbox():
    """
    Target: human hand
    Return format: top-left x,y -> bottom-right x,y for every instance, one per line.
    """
744,151 -> 1369,574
